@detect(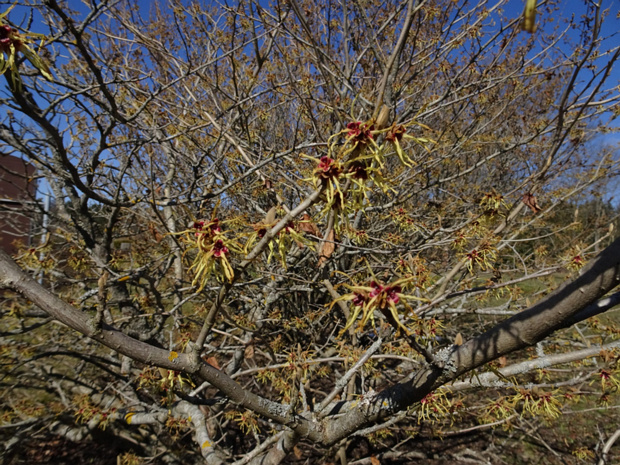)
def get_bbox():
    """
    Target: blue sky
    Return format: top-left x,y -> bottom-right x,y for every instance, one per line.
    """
2,0 -> 619,201
125,0 -> 620,202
